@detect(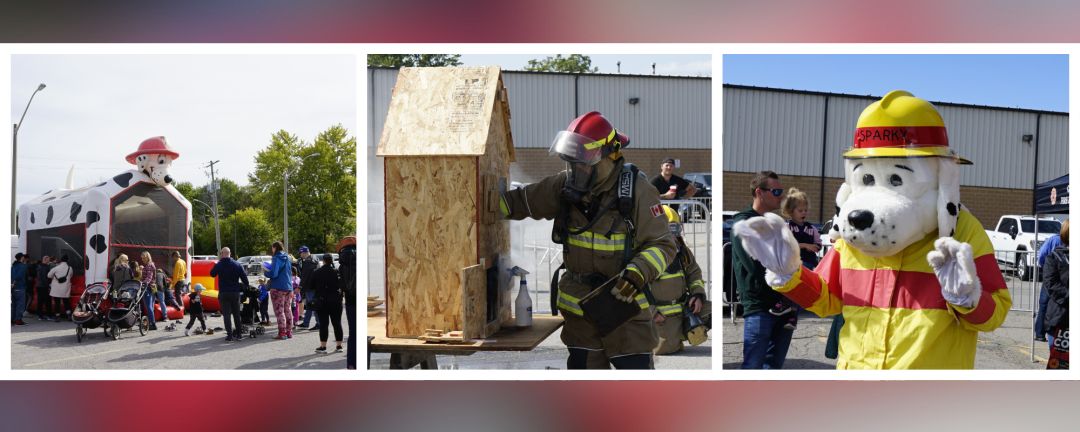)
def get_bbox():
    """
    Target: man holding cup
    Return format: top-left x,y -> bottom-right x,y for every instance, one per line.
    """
649,158 -> 697,213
